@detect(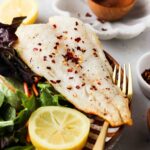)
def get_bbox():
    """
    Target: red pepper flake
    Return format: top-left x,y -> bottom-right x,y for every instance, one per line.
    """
50,80 -> 61,84
56,42 -> 59,45
97,82 -> 101,85
56,80 -> 61,83
75,21 -> 79,26
77,46 -> 86,53
49,55 -> 53,58
74,28 -> 78,31
82,83 -> 86,86
85,12 -> 92,17
106,76 -> 110,79
93,48 -> 97,52
53,24 -> 57,29
50,80 -> 56,84
63,31 -> 68,34
67,68 -> 73,72
77,46 -> 81,51
82,49 -> 86,53
46,66 -> 51,70
39,48 -> 42,52
54,42 -> 59,50
93,52 -> 98,57
63,50 -> 79,64
69,77 -> 74,79
75,70 -> 78,74
76,85 -> 80,89
90,85 -> 97,91
57,35 -> 63,40
106,88 -> 110,90
43,56 -> 47,61
33,48 -> 38,51
101,28 -> 107,31
75,37 -> 81,43
54,46 -> 57,49
51,59 -> 55,63
38,43 -> 42,46
67,86 -> 72,90
79,76 -> 82,78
